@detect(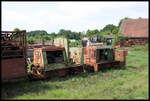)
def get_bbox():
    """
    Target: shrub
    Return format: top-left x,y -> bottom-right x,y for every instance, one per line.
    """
27,37 -> 35,44
113,33 -> 126,45
69,40 -> 81,47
